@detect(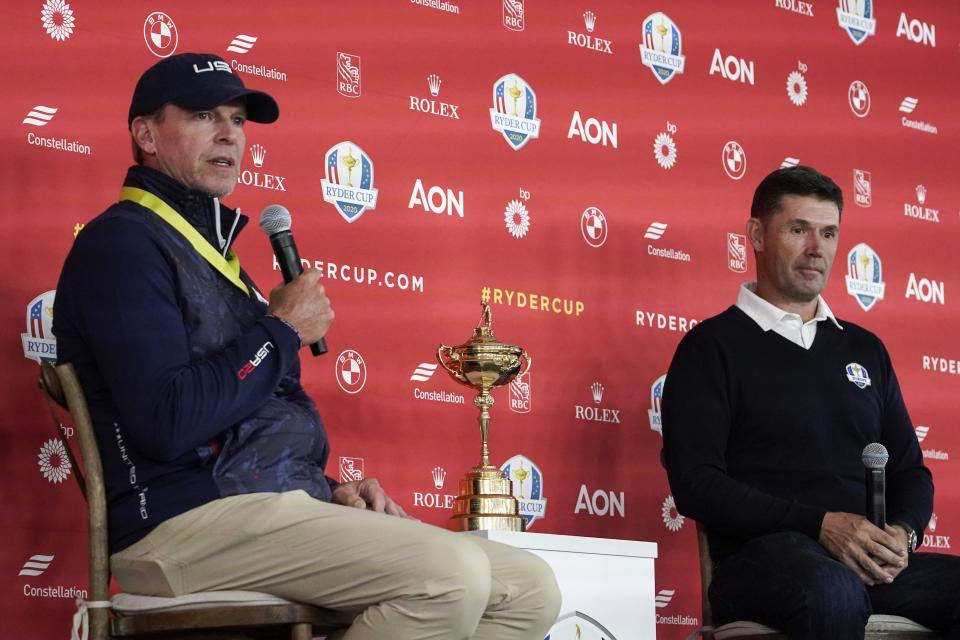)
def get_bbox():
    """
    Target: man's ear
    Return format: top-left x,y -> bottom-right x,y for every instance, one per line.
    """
746,217 -> 764,253
130,117 -> 157,157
